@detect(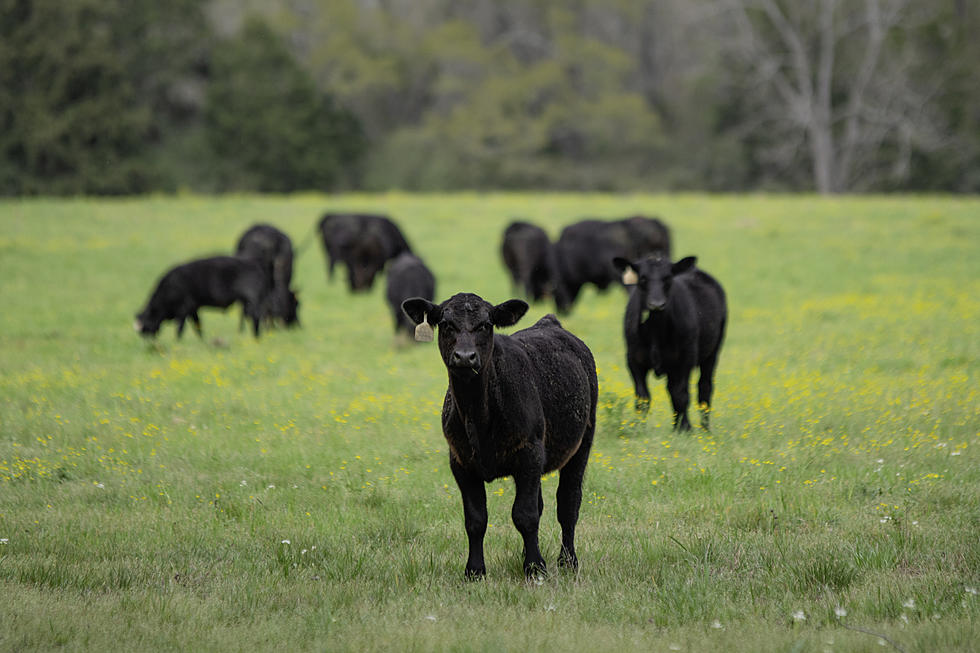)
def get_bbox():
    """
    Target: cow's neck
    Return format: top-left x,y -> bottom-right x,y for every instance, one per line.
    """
447,356 -> 500,475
